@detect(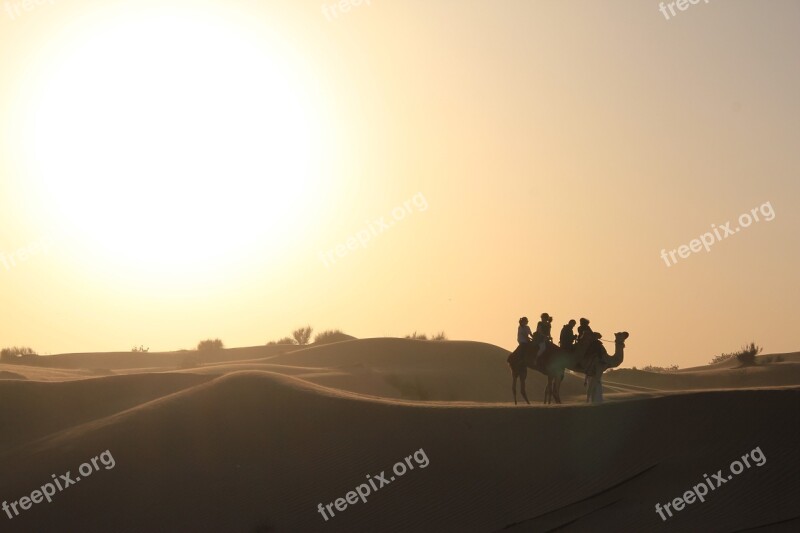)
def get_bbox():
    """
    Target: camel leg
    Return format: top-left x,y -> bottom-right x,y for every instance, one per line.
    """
511,372 -> 518,405
553,374 -> 563,404
544,377 -> 552,405
520,375 -> 530,405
